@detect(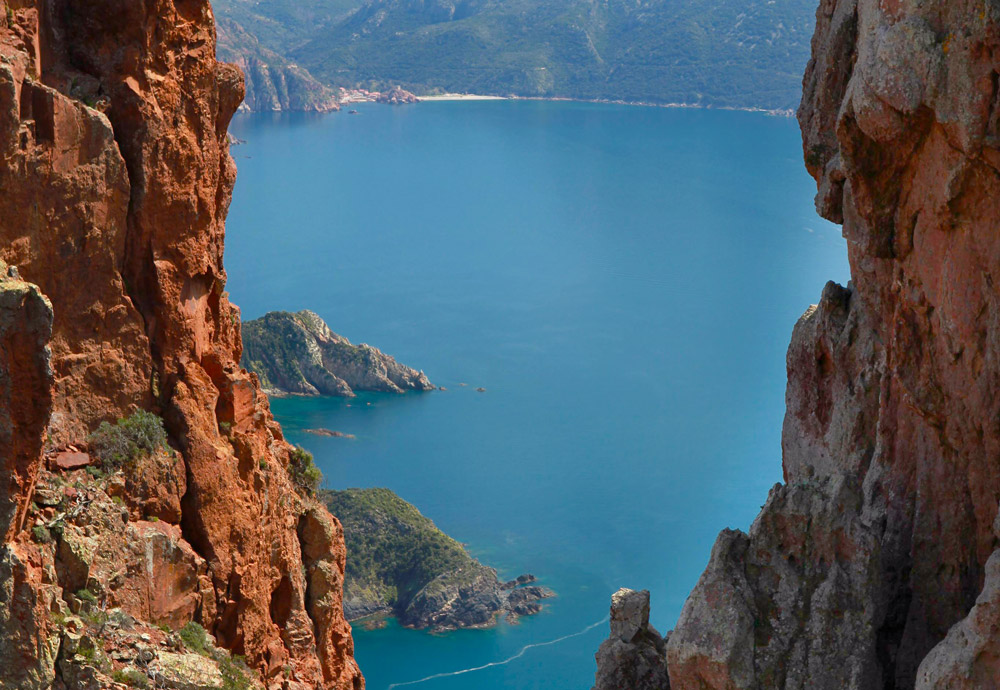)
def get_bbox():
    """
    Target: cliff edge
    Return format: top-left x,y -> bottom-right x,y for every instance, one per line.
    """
0,1 -> 361,688
597,1 -> 1000,688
